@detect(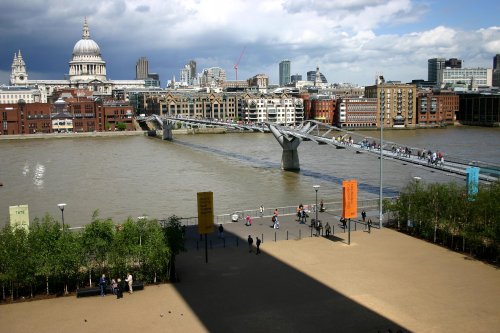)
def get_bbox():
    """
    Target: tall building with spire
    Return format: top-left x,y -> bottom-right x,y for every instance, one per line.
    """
10,50 -> 28,85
